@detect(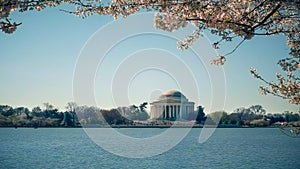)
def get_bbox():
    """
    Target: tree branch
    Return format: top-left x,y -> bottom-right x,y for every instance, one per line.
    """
224,39 -> 246,56
252,3 -> 281,29
186,18 -> 252,29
